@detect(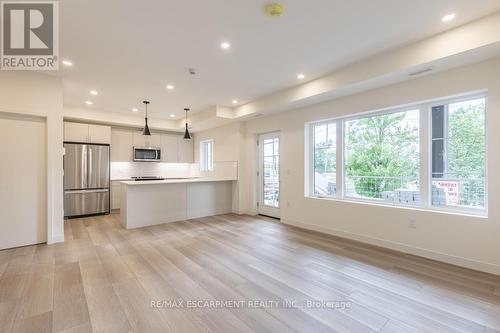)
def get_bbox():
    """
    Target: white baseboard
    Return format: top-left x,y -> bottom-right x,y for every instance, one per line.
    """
232,210 -> 258,216
282,218 -> 500,276
48,234 -> 64,244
